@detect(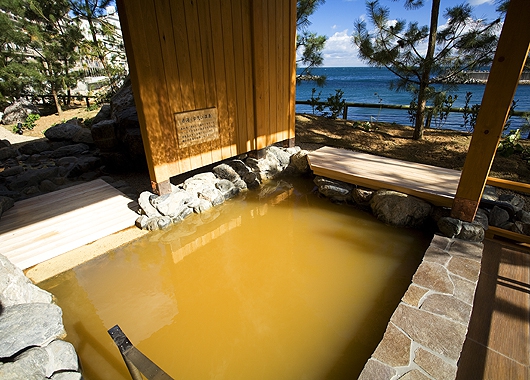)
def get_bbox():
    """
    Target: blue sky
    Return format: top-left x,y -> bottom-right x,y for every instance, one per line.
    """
305,0 -> 503,66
